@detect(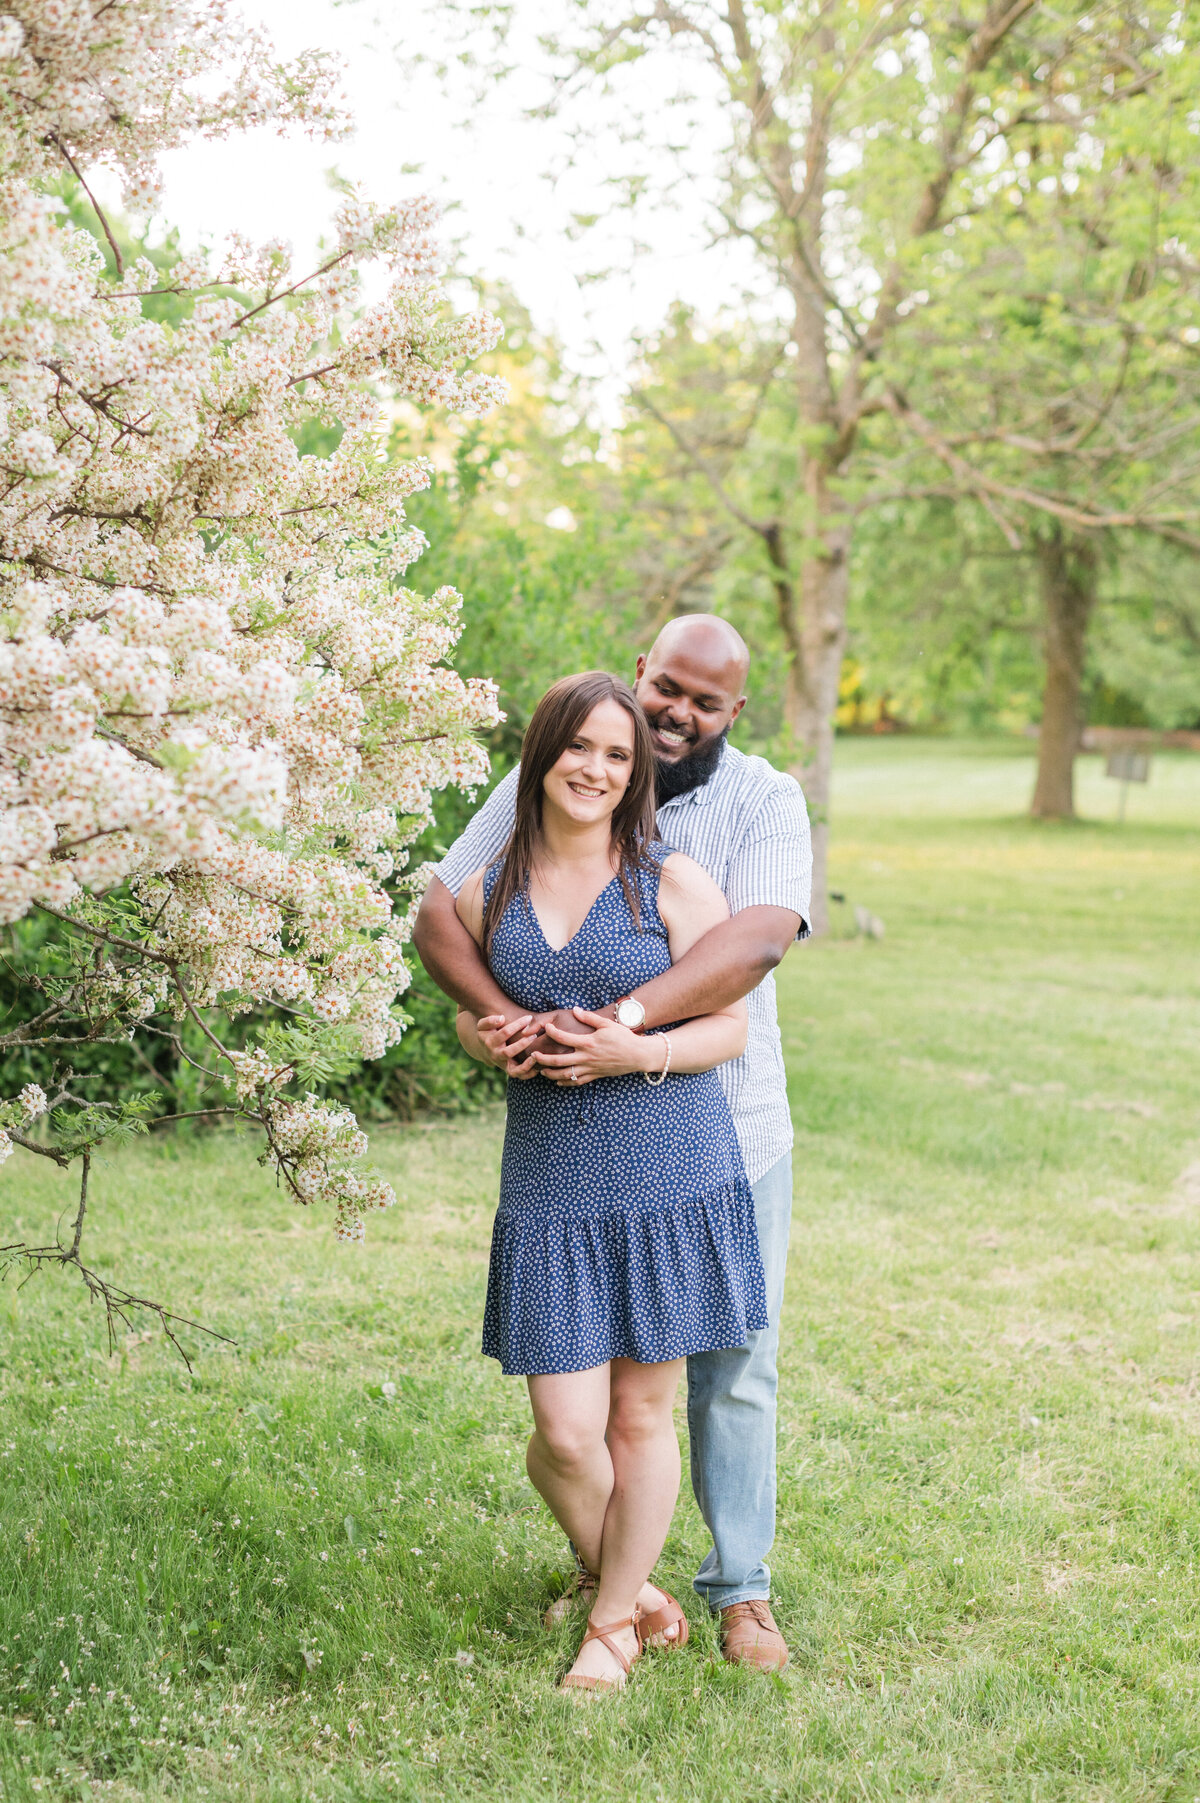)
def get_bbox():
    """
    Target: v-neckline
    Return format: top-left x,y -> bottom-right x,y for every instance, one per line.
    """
528,871 -> 621,956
